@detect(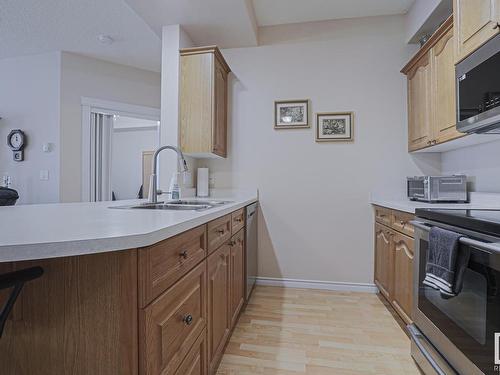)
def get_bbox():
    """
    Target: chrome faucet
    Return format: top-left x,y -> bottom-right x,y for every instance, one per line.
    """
148,146 -> 189,203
